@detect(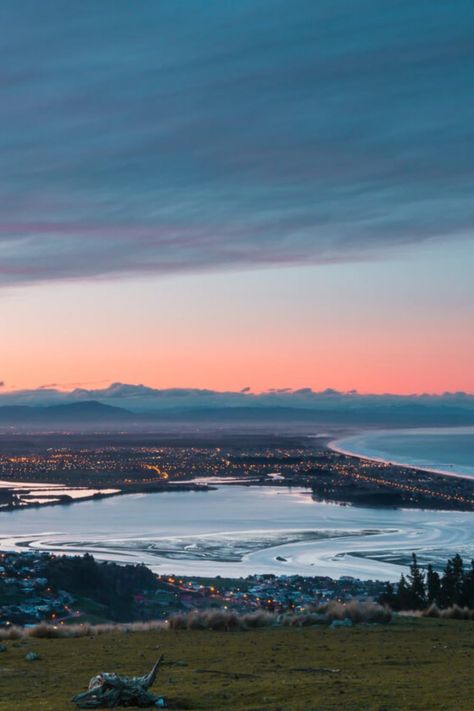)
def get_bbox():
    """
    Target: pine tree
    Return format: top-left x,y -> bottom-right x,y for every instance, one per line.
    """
386,553 -> 473,611
426,564 -> 441,604
396,573 -> 411,610
462,560 -> 474,608
452,553 -> 464,605
439,558 -> 456,608
379,582 -> 396,608
406,553 -> 426,609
